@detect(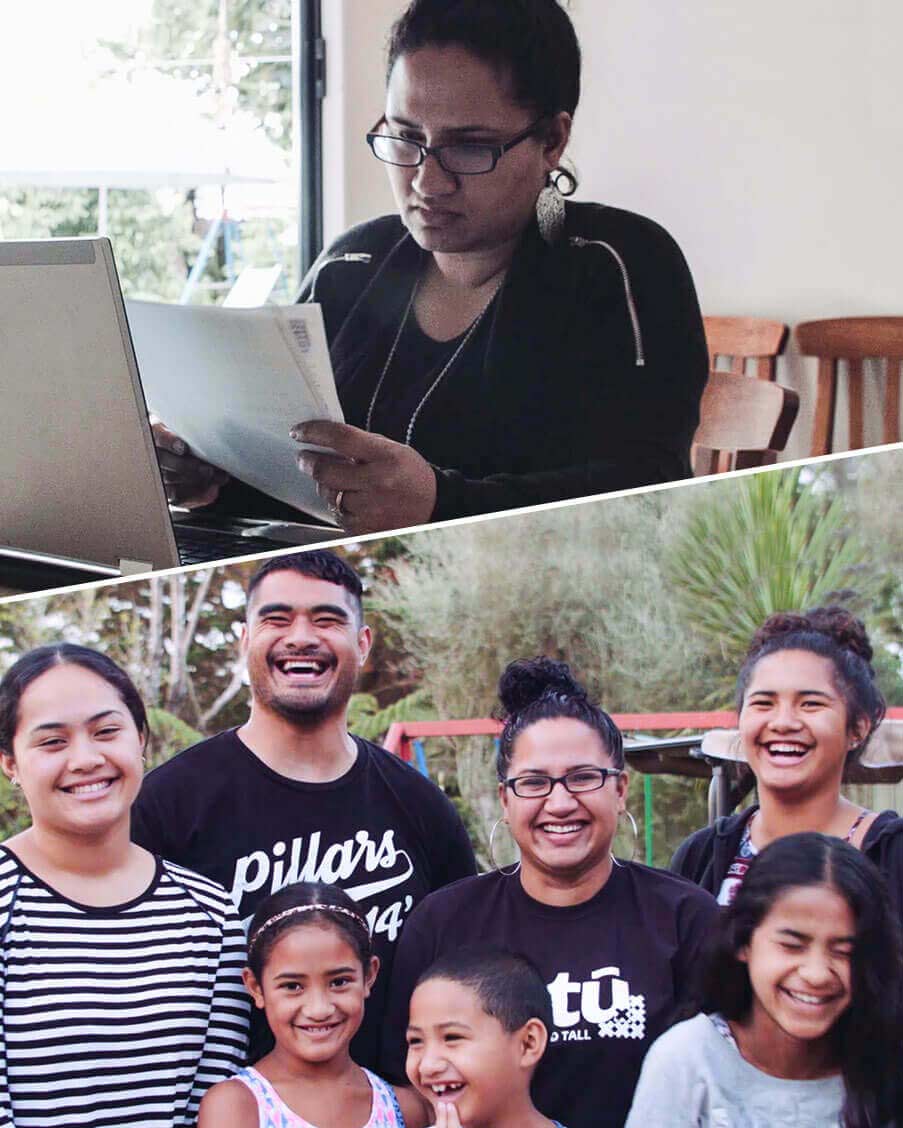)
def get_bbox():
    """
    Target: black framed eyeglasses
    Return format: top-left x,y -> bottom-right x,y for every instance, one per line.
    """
505,767 -> 623,799
366,117 -> 547,176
